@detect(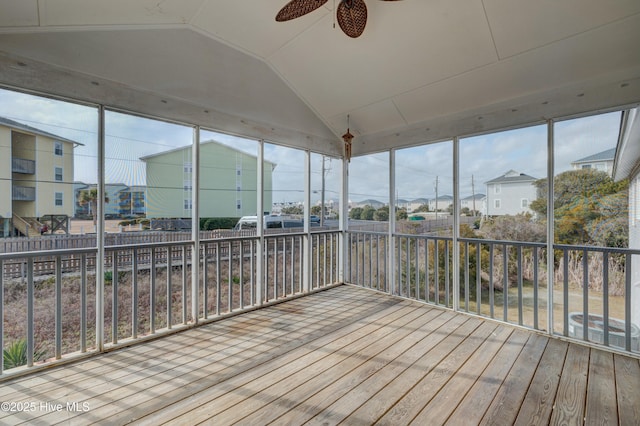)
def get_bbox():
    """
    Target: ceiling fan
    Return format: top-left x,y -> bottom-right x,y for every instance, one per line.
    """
276,0 -> 402,38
